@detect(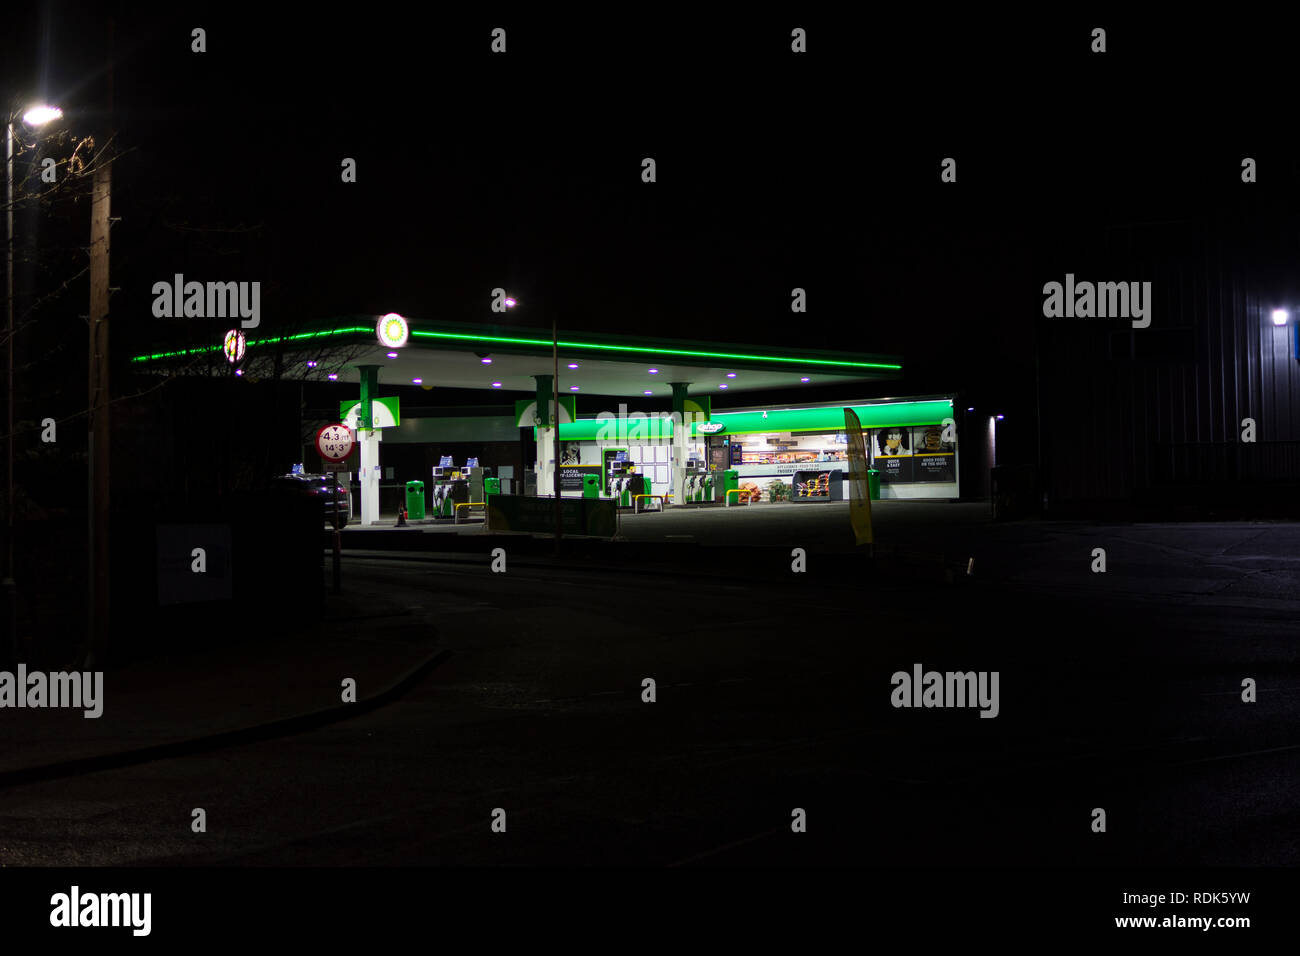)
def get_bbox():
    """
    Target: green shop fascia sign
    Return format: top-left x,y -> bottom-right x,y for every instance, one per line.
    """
553,400 -> 954,441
